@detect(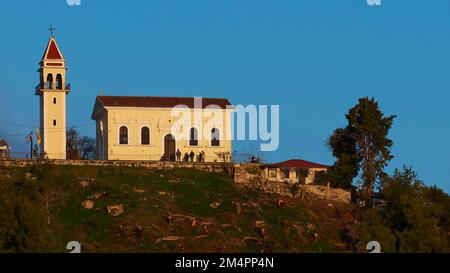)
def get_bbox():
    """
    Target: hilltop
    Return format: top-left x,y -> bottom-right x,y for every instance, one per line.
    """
0,164 -> 356,253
